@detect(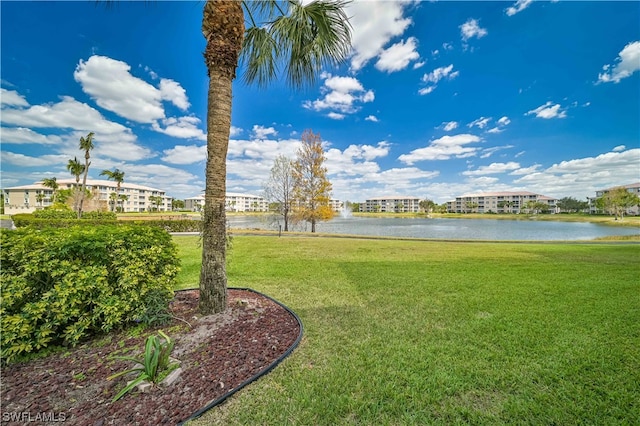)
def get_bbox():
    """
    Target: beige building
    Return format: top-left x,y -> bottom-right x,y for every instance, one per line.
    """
185,193 -> 268,212
3,179 -> 172,214
447,191 -> 559,214
363,196 -> 421,213
591,182 -> 640,215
